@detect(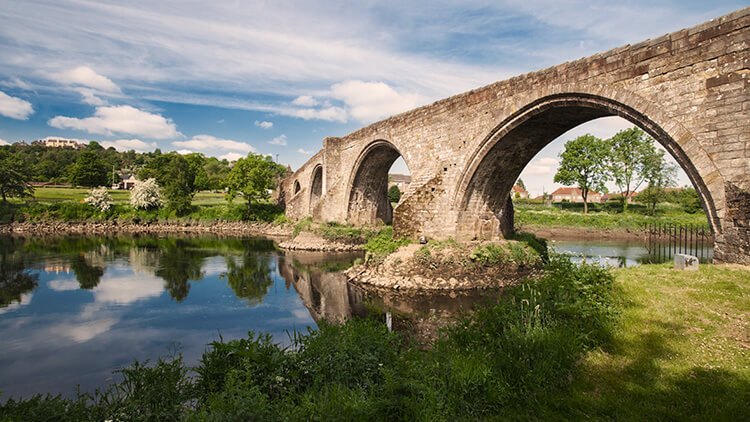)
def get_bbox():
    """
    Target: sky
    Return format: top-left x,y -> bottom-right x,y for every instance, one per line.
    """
0,0 -> 744,195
